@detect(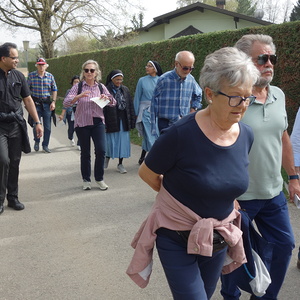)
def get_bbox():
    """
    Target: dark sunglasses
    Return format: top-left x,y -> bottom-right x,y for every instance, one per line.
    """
84,68 -> 96,73
257,54 -> 277,66
178,62 -> 194,72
